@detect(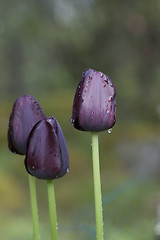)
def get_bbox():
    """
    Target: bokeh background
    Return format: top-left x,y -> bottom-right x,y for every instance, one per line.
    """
1,0 -> 160,239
